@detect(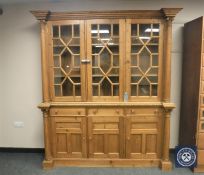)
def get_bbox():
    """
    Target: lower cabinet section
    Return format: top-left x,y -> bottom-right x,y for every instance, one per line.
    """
50,106 -> 162,161
46,106 -> 166,169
